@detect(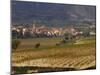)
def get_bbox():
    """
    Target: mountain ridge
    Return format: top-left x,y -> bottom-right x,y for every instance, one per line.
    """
12,1 -> 96,26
